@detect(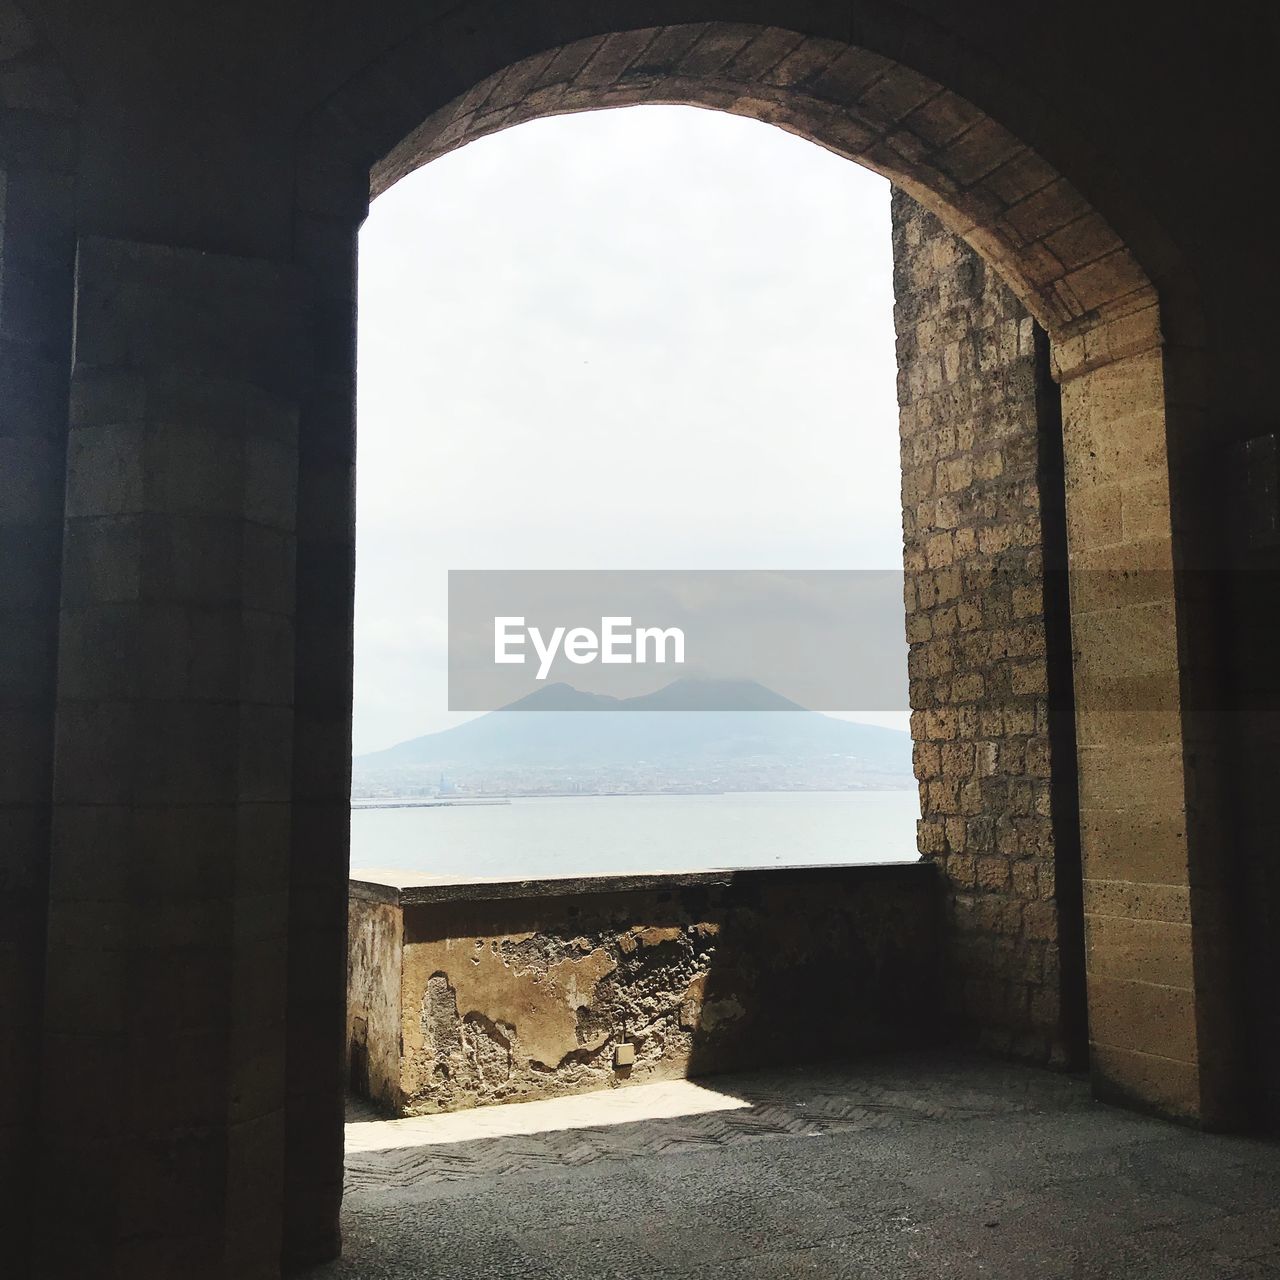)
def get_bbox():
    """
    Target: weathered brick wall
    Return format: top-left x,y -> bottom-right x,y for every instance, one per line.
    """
891,190 -> 1086,1067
